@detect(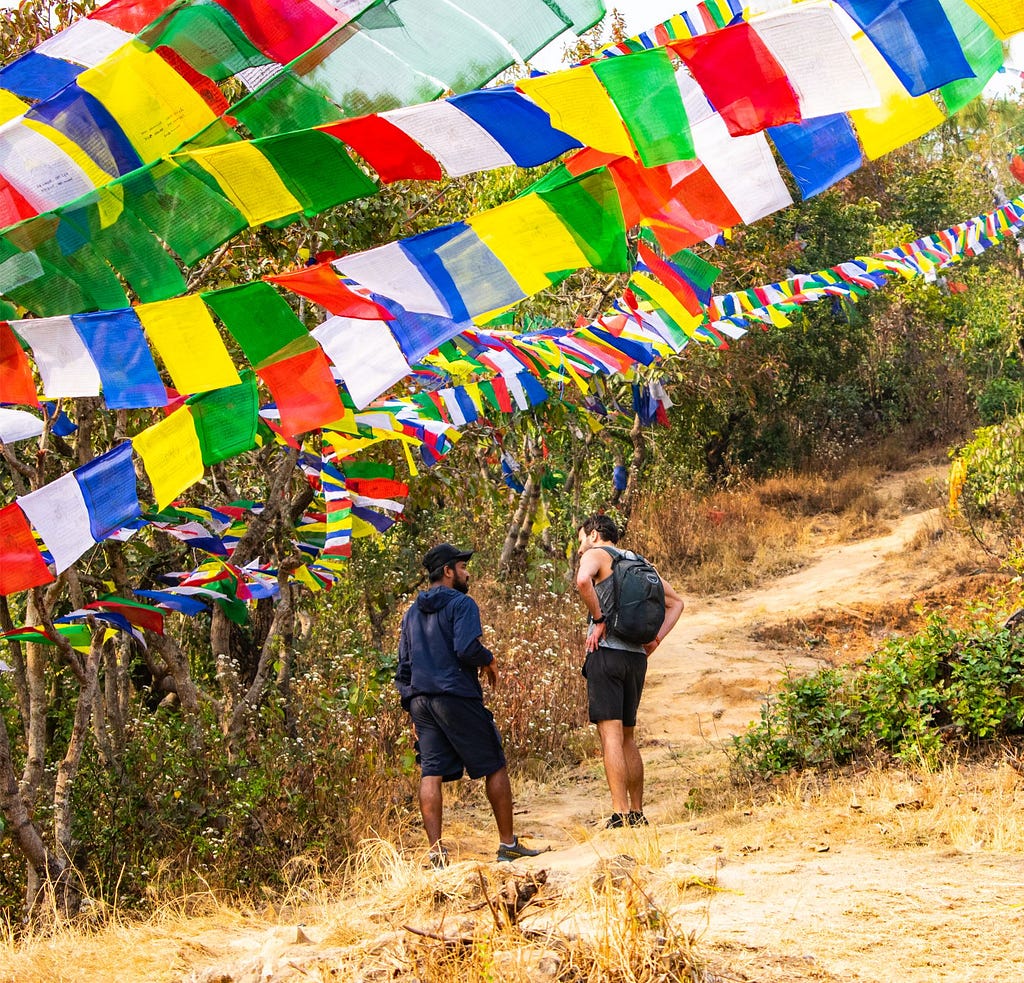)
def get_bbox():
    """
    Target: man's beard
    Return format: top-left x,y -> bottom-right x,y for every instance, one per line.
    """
454,578 -> 470,594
